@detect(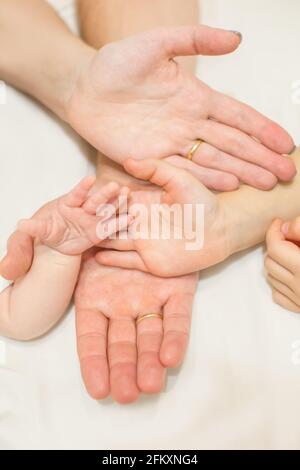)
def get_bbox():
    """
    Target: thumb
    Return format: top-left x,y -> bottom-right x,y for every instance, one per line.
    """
0,231 -> 34,281
124,158 -> 214,205
161,25 -> 242,58
266,218 -> 285,247
281,217 -> 300,242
